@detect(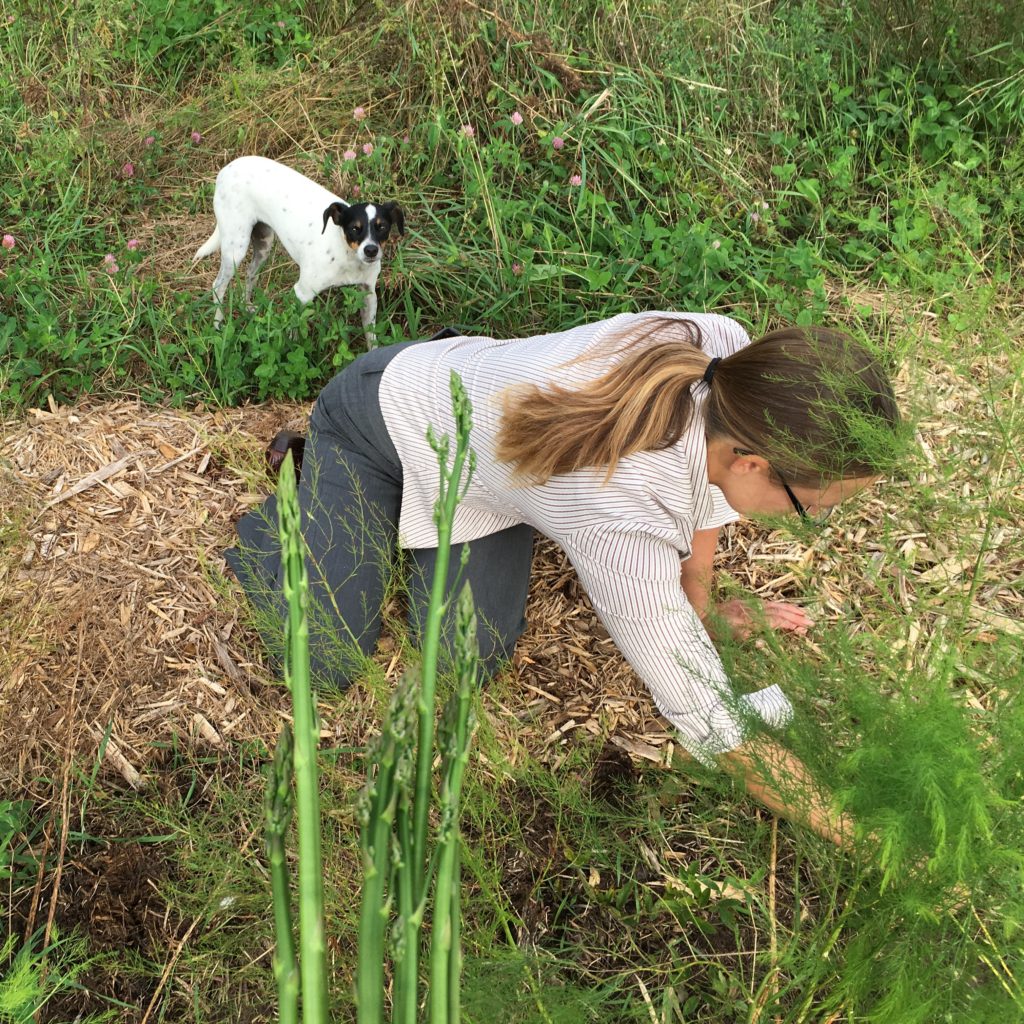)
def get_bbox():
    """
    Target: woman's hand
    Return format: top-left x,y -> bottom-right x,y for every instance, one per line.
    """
715,598 -> 814,640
